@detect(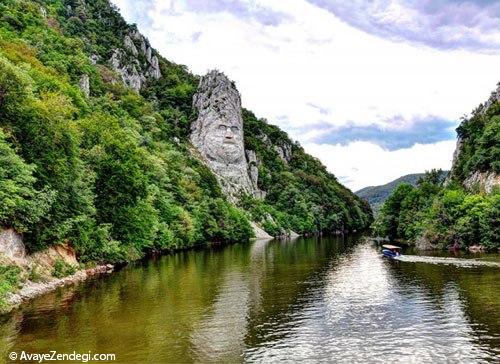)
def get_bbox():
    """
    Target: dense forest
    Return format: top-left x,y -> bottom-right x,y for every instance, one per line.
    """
0,0 -> 372,276
374,95 -> 500,250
